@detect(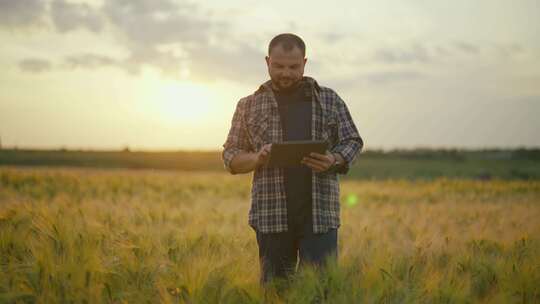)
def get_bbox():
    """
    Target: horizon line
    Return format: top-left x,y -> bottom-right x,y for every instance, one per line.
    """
1,145 -> 539,153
